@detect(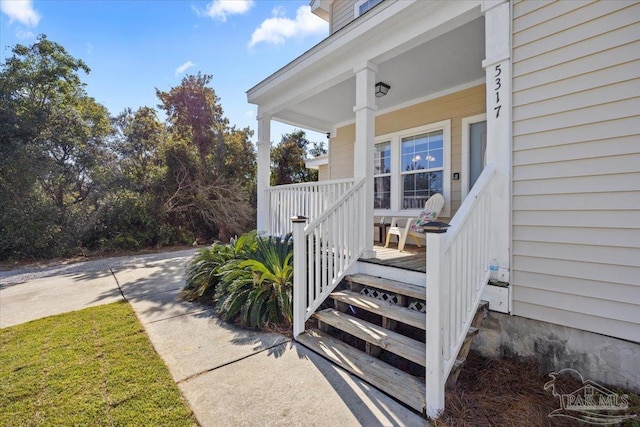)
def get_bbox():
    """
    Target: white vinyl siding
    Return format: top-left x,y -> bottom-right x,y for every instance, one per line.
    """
511,0 -> 640,343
